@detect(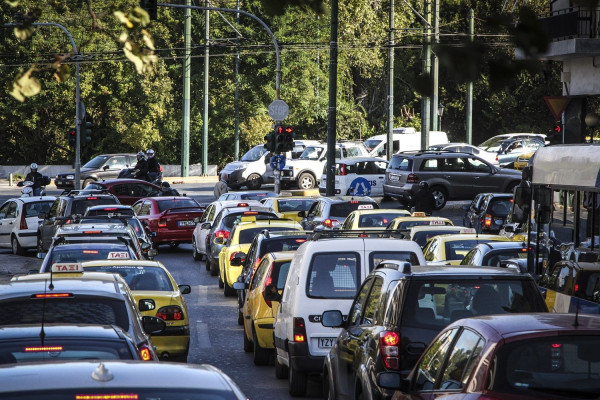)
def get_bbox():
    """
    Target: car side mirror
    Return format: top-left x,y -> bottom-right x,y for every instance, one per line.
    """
230,251 -> 246,266
103,165 -> 110,170
214,237 -> 226,245
179,284 -> 191,295
142,315 -> 166,334
138,299 -> 156,311
321,310 -> 344,327
147,249 -> 158,258
503,224 -> 515,233
298,210 -> 306,218
263,284 -> 282,302
201,222 -> 212,230
233,281 -> 247,290
376,372 -> 410,392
